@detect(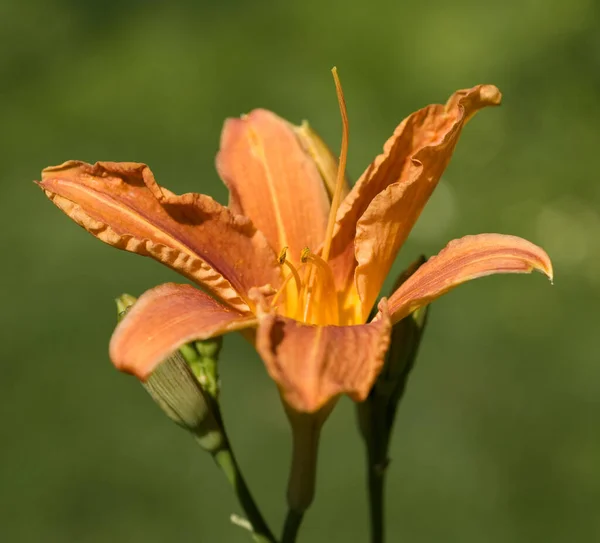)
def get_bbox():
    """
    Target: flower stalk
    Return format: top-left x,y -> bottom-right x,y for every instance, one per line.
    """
356,258 -> 430,543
